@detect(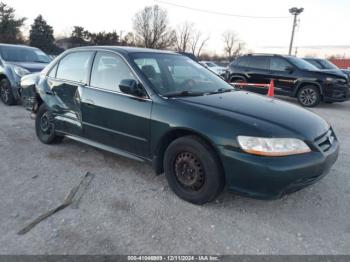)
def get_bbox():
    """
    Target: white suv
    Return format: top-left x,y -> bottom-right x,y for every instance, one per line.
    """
199,61 -> 227,76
